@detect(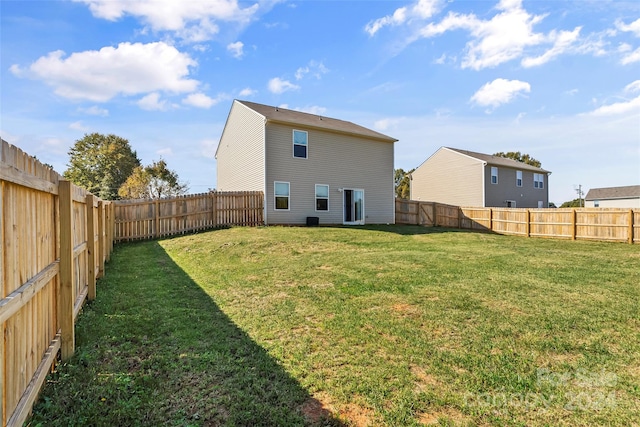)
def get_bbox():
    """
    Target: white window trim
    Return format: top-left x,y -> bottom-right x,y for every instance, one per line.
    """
274,181 -> 290,211
491,167 -> 498,184
516,170 -> 523,187
506,200 -> 517,208
315,184 -> 329,212
534,173 -> 544,189
292,129 -> 308,159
